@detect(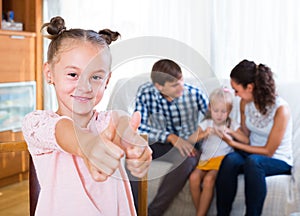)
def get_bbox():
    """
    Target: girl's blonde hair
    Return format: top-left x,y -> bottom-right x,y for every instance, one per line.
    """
205,87 -> 234,126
